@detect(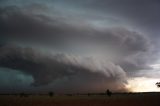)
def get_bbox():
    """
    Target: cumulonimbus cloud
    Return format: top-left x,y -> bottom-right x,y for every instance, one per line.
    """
0,45 -> 128,92
0,5 -> 155,92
